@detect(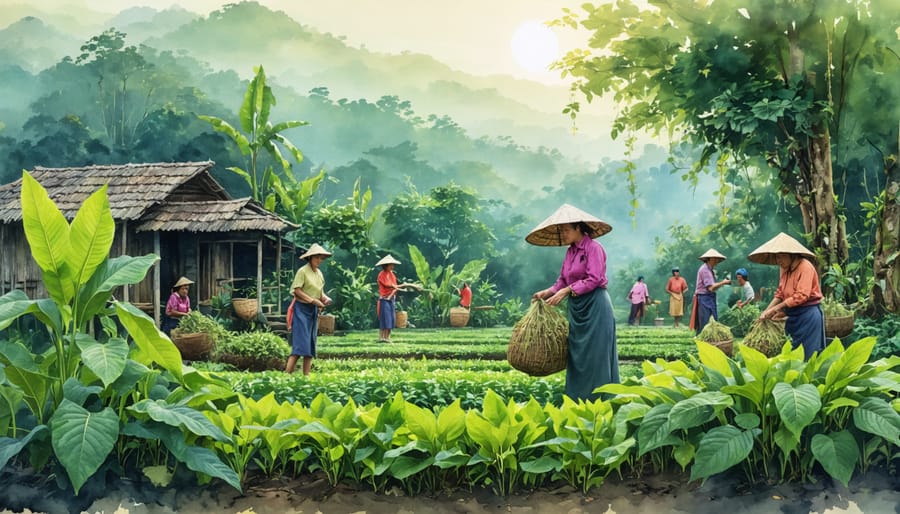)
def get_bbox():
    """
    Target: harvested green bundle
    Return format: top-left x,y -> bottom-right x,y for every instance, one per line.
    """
696,317 -> 734,356
822,298 -> 853,317
508,300 -> 568,376
719,303 -> 761,338
743,318 -> 787,357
